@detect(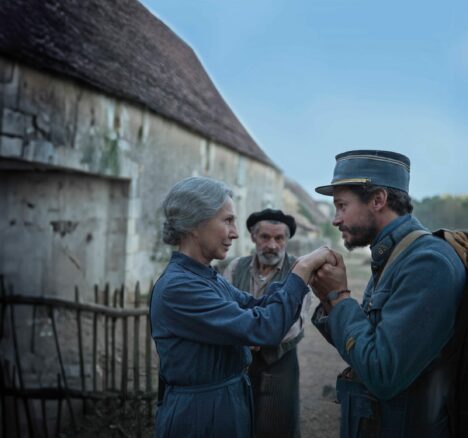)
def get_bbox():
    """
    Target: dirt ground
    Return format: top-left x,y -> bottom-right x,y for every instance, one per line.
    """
298,317 -> 344,437
299,250 -> 370,438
